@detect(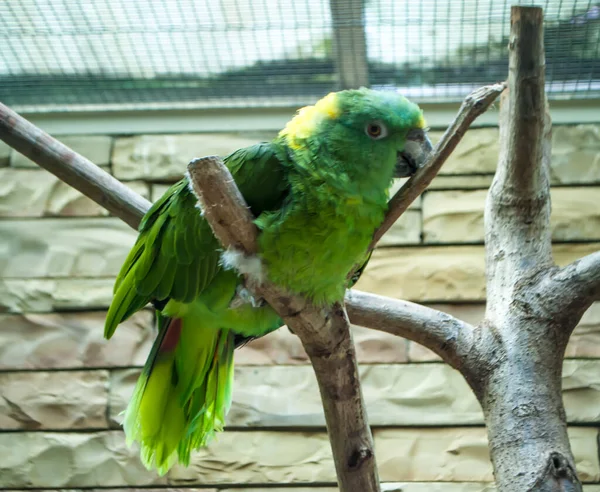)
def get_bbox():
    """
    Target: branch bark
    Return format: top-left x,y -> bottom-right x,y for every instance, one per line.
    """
544,250 -> 600,307
187,156 -> 380,492
534,250 -> 600,339
478,7 -> 584,491
345,290 -> 476,370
